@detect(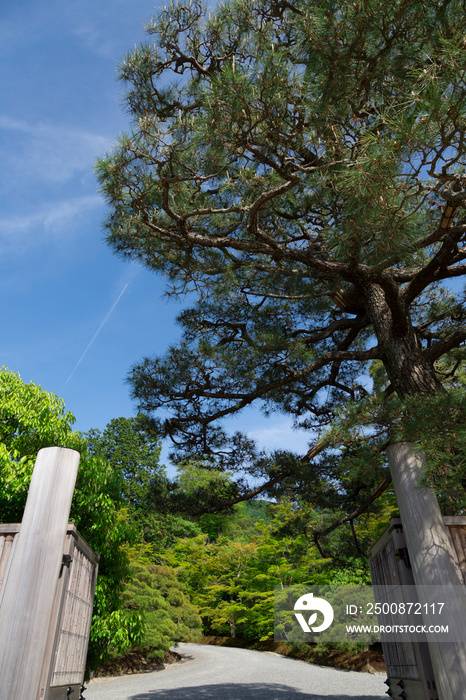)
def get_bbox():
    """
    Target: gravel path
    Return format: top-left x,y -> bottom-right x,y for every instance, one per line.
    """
86,643 -> 386,700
